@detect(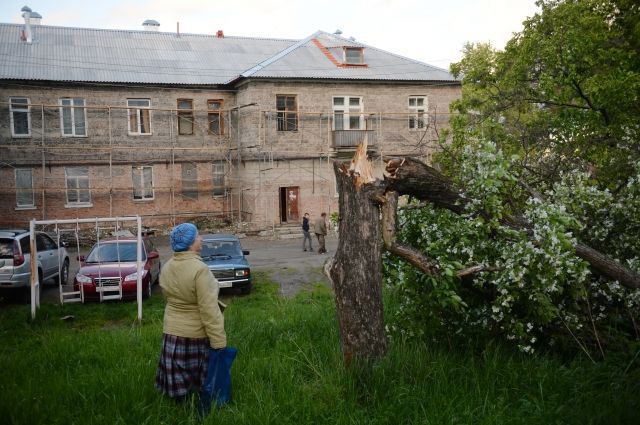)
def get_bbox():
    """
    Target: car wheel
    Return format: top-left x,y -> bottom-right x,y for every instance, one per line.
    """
56,259 -> 69,285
